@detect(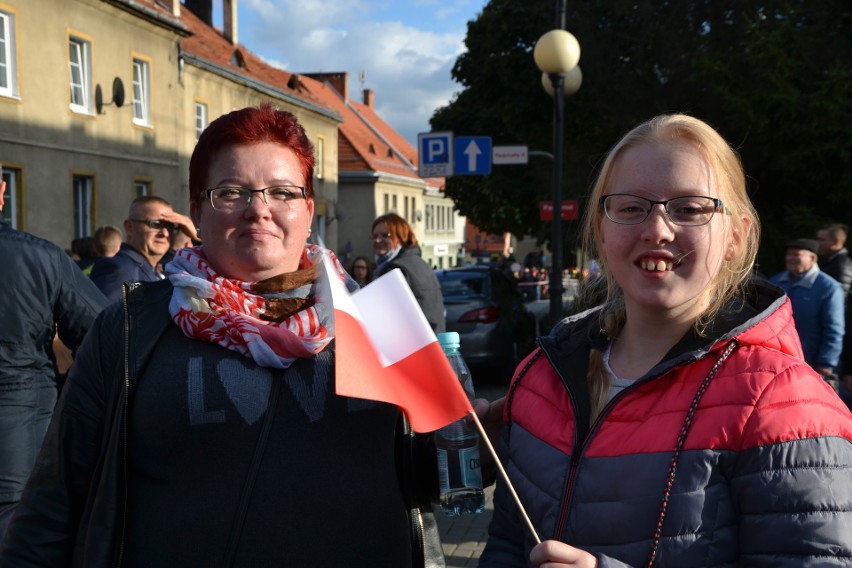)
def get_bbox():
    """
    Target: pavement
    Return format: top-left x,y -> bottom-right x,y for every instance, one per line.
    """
435,484 -> 495,567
